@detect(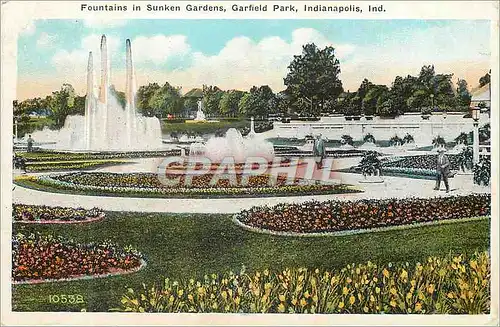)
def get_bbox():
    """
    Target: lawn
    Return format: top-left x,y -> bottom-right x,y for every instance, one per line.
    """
11,212 -> 490,312
162,119 -> 249,136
